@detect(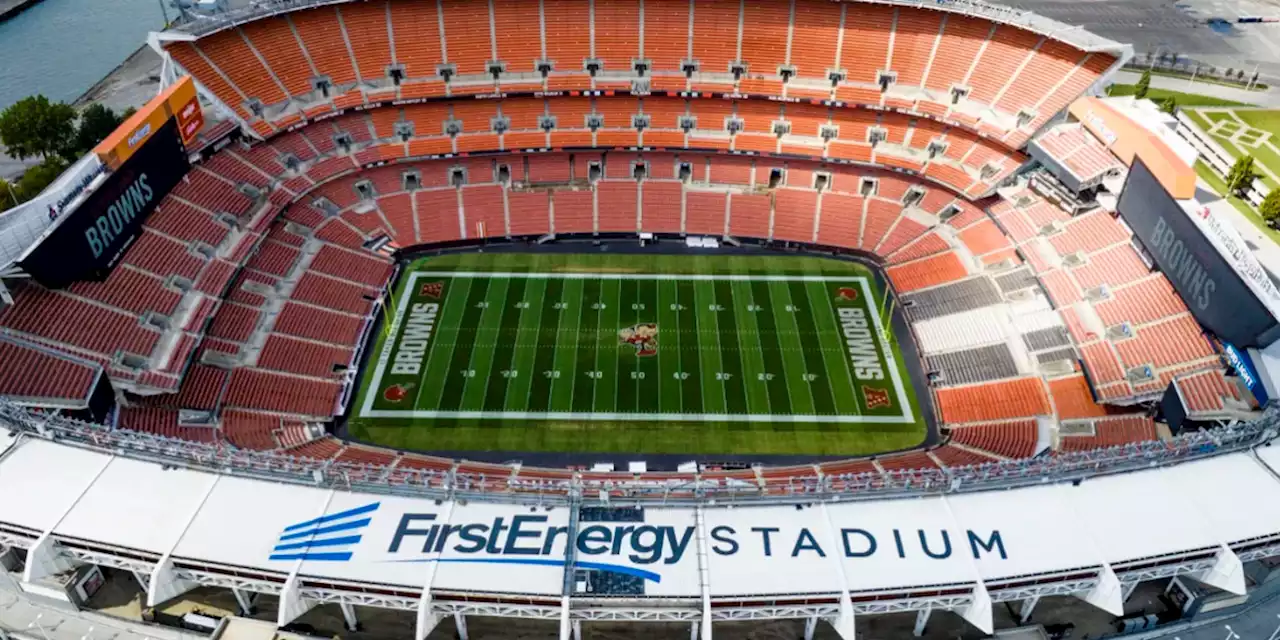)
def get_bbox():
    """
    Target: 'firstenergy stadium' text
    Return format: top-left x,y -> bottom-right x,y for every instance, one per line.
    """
389,303 -> 439,375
